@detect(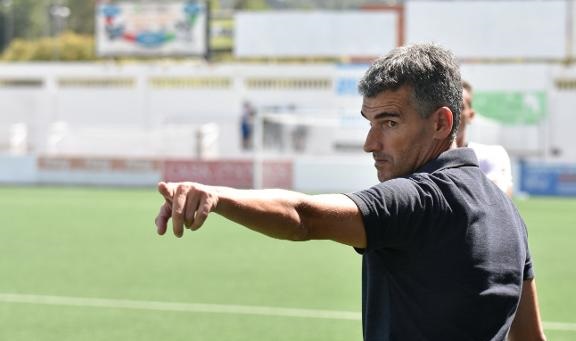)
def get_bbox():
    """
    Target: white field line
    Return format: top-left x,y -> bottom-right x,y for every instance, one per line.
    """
0,293 -> 361,321
542,321 -> 576,332
1,293 -> 575,332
